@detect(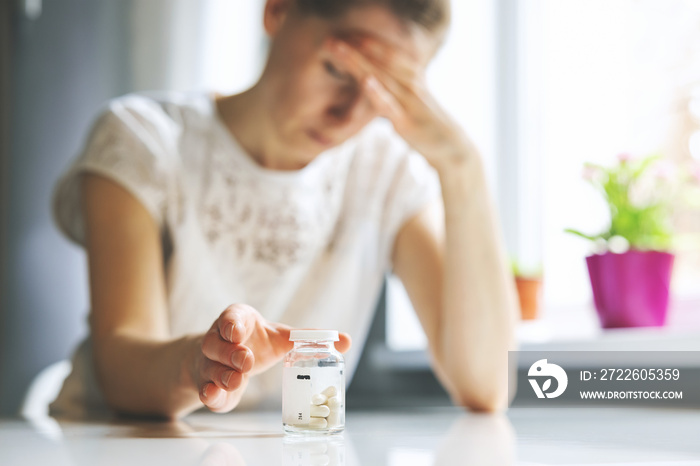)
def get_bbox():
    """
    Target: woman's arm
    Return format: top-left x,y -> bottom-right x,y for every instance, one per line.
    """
392,157 -> 518,413
82,174 -> 341,419
82,173 -> 203,418
328,37 -> 518,412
